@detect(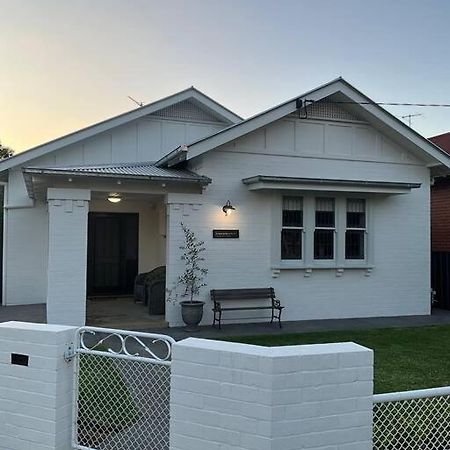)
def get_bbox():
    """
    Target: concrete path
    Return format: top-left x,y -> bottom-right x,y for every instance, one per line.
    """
140,308 -> 450,341
0,303 -> 46,323
2,303 -> 450,341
